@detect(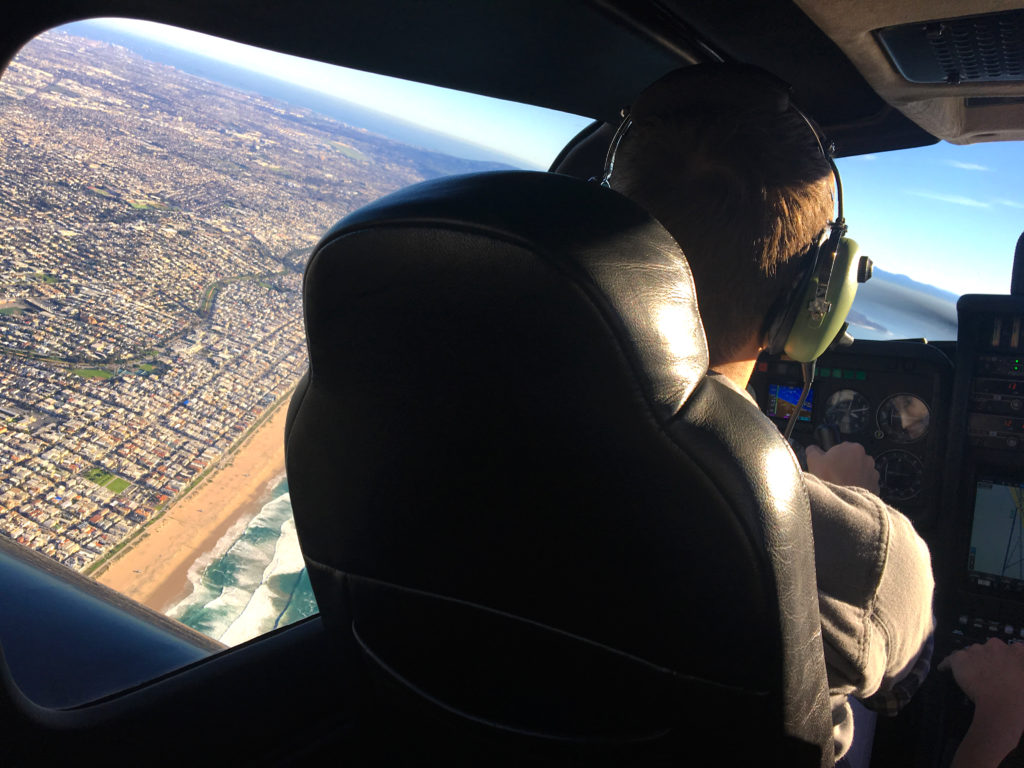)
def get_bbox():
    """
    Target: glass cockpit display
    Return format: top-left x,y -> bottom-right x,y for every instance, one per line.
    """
767,384 -> 812,422
969,478 -> 1024,586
